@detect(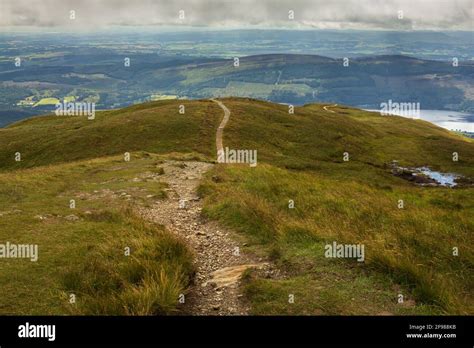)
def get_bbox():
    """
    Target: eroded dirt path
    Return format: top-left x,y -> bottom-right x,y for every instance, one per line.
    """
212,98 -> 230,156
323,103 -> 338,113
140,100 -> 274,315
